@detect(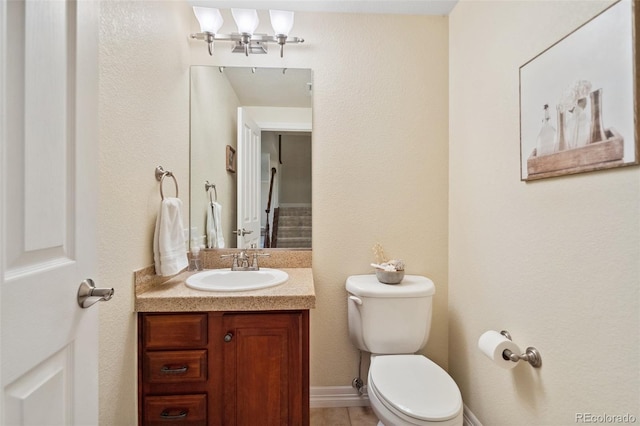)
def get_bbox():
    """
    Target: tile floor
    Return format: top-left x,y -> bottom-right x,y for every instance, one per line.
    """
310,406 -> 379,426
